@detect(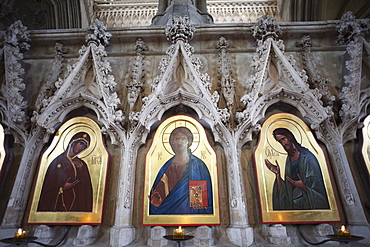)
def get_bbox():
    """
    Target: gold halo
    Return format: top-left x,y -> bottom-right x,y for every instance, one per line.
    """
62,125 -> 97,159
266,119 -> 302,155
162,120 -> 200,155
